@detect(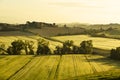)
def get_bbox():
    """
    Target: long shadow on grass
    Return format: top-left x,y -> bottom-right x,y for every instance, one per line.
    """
85,55 -> 120,69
